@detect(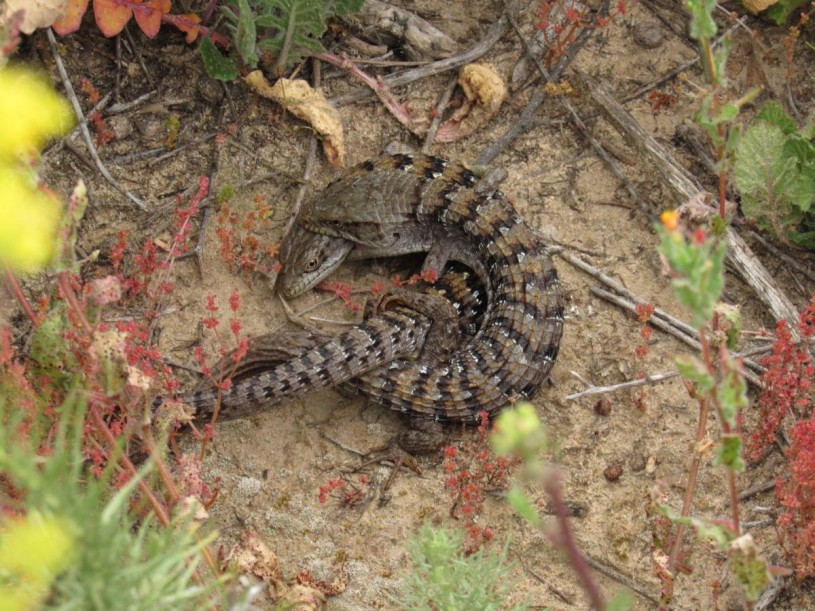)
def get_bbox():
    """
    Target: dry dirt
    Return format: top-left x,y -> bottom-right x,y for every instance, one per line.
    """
12,0 -> 815,608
